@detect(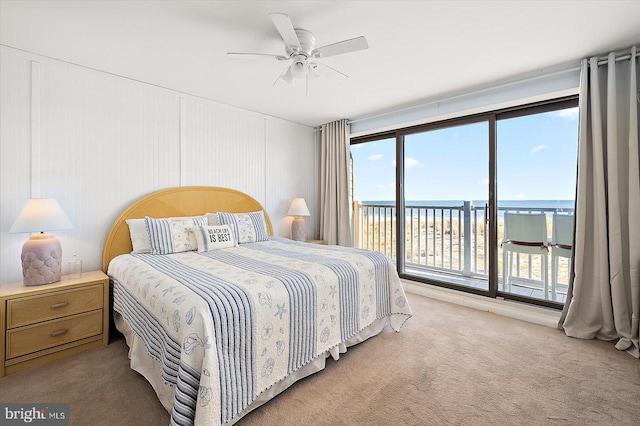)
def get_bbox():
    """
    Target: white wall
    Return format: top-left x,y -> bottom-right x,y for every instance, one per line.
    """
0,46 -> 318,284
